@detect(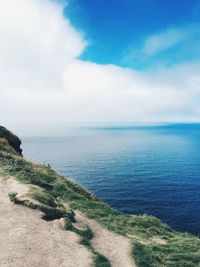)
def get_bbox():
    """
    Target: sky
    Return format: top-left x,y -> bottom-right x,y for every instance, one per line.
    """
0,0 -> 200,136
66,0 -> 200,68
